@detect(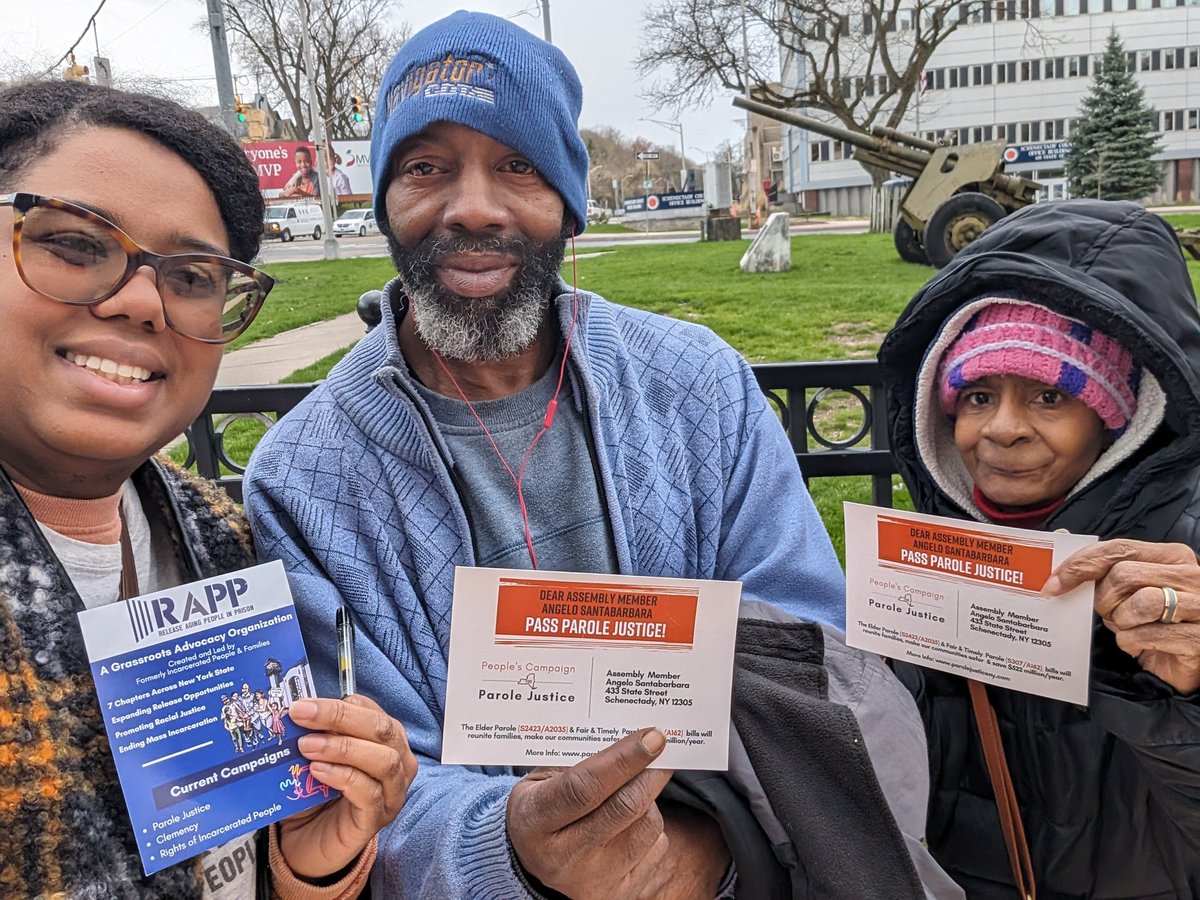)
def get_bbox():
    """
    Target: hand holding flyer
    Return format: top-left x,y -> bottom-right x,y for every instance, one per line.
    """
442,567 -> 742,770
844,503 -> 1098,704
77,560 -> 331,874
